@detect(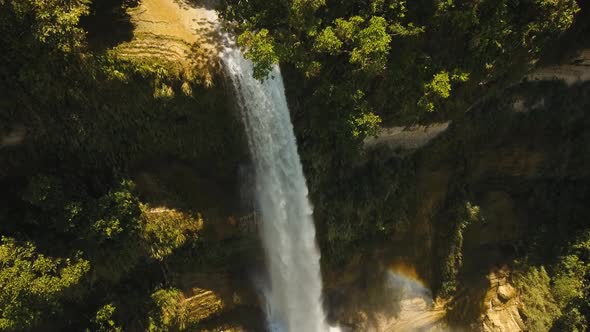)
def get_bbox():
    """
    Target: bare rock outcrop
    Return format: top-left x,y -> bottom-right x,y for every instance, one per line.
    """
364,122 -> 451,151
480,268 -> 526,332
527,49 -> 590,85
382,298 -> 448,332
0,125 -> 26,149
116,0 -> 221,83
